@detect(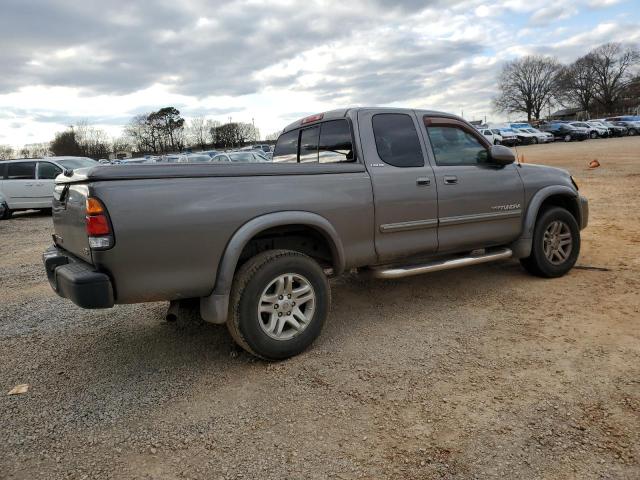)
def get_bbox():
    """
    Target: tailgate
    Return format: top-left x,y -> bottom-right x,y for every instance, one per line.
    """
52,183 -> 93,264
